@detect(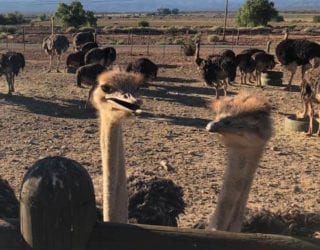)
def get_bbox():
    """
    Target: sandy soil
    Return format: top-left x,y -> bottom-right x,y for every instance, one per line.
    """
0,46 -> 319,231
